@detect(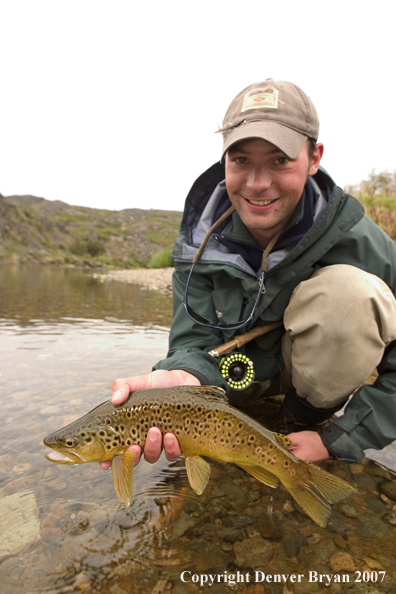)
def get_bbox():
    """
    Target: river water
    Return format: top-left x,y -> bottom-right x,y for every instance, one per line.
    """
1,263 -> 396,594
